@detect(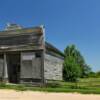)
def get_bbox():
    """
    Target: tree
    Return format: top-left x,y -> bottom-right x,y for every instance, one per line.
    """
63,44 -> 91,81
96,71 -> 100,77
74,50 -> 91,77
63,56 -> 81,82
88,71 -> 96,77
